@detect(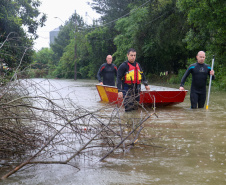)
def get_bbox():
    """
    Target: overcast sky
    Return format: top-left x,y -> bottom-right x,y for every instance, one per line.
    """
34,0 -> 100,51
